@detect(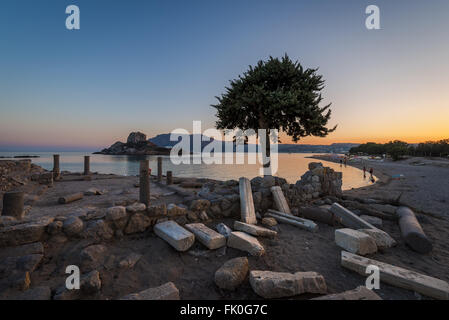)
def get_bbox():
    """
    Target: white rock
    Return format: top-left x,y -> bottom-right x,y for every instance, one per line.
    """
335,228 -> 377,255
121,282 -> 179,300
227,231 -> 265,257
312,286 -> 382,300
249,270 -> 327,298
233,221 -> 277,238
154,221 -> 195,252
185,223 -> 226,249
359,228 -> 397,250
